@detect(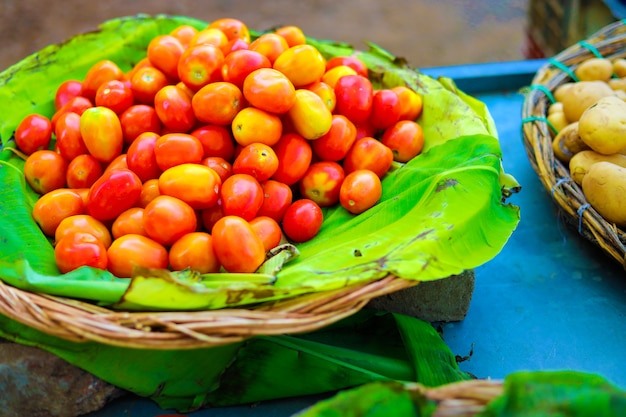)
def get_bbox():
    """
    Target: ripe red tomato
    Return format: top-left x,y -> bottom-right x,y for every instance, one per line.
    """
169,232 -> 221,274
51,96 -> 93,131
380,120 -> 424,162
192,81 -> 243,125
299,161 -> 345,207
250,216 -> 283,251
107,234 -> 169,278
191,124 -> 236,161
242,68 -> 296,114
201,156 -> 233,183
153,133 -> 204,171
281,199 -> 323,243
220,173 -> 264,220
94,79 -> 134,115
55,112 -> 88,161
79,106 -> 124,164
211,215 -> 265,273
158,163 -> 221,210
54,232 -> 108,274
81,59 -> 124,101
221,49 -> 271,88
14,114 -> 52,155
154,85 -> 196,133
271,133 -> 312,185
200,201 -> 224,232
55,214 -> 112,249
111,207 -> 147,239
369,89 -> 402,130
54,79 -> 83,111
311,114 -> 357,161
86,169 -> 142,221
66,154 -> 103,189
232,142 -> 279,182
147,35 -> 185,80
334,74 -> 374,124
257,179 -> 293,222
143,195 -> 198,246
342,137 -> 394,178
32,188 -> 84,237
24,150 -> 68,194
339,169 -> 382,214
177,44 -> 225,90
126,131 -> 162,182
